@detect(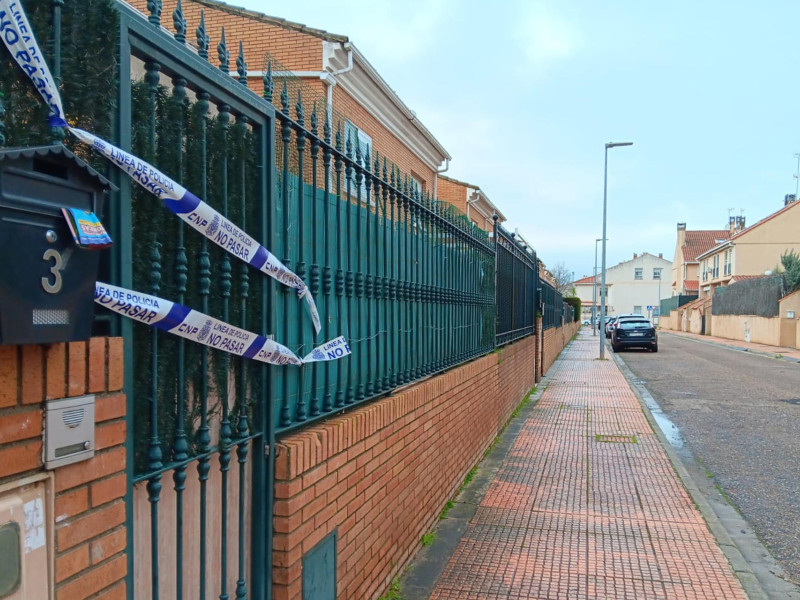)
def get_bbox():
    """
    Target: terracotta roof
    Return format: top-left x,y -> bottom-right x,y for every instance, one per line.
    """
574,275 -> 596,285
731,200 -> 800,240
681,230 -> 731,262
683,279 -> 699,291
729,274 -> 768,283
